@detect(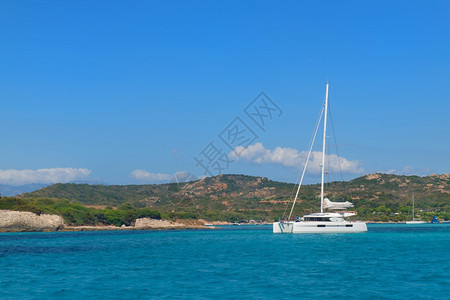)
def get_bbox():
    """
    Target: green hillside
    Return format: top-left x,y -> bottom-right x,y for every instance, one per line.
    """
18,173 -> 450,222
0,197 -> 161,227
